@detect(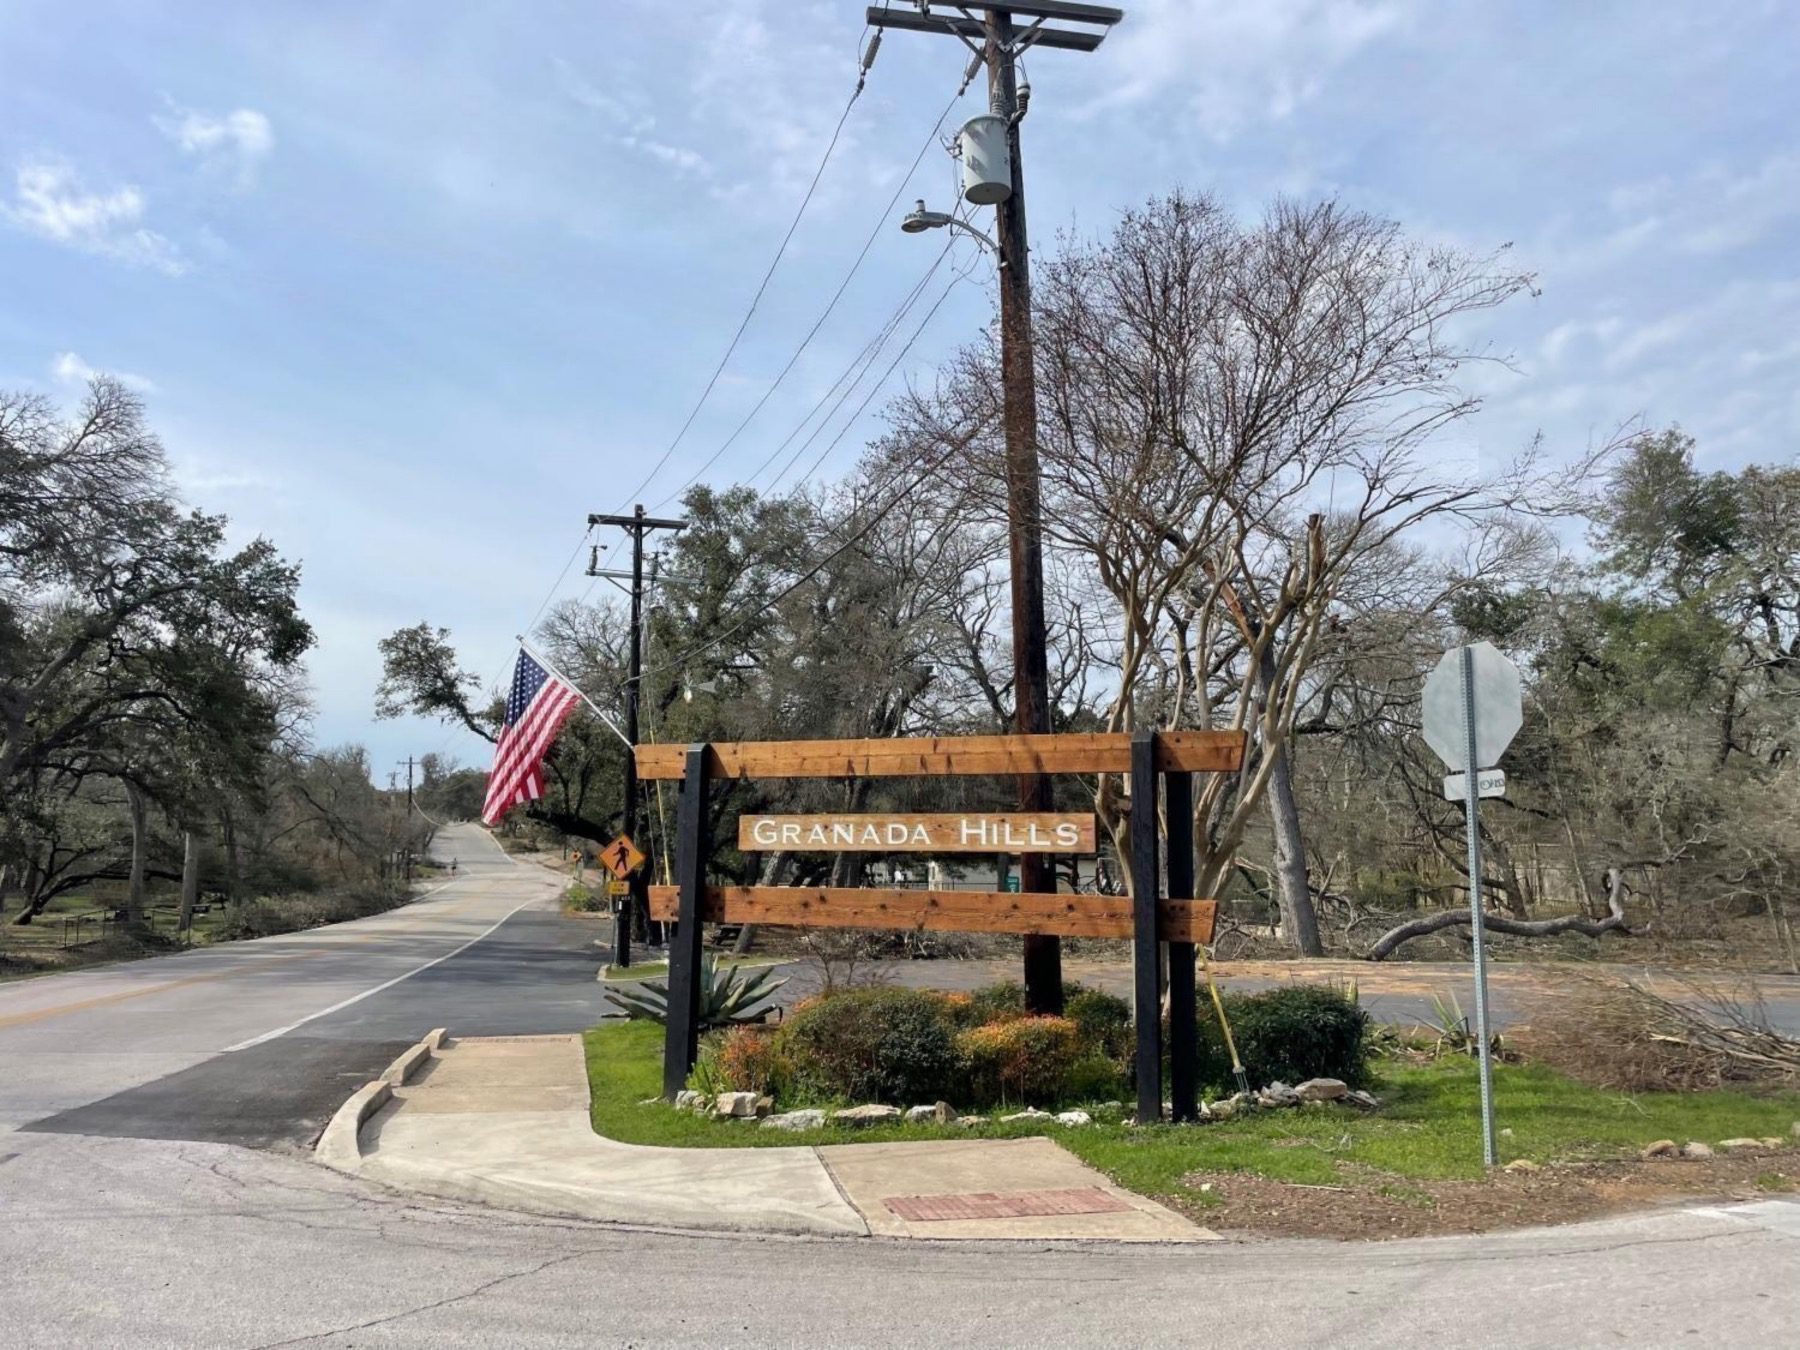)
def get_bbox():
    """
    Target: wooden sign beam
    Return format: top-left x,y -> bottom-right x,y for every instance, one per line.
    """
634,730 -> 1245,781
738,813 -> 1096,854
647,885 -> 1218,944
